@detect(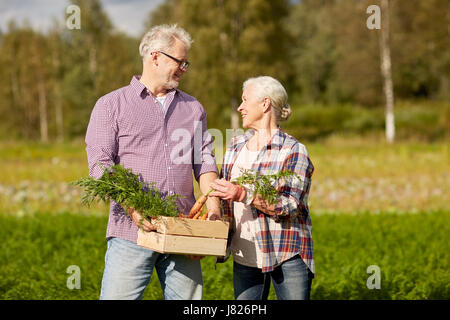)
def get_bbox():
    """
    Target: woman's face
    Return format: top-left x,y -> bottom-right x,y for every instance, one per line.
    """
237,85 -> 264,129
